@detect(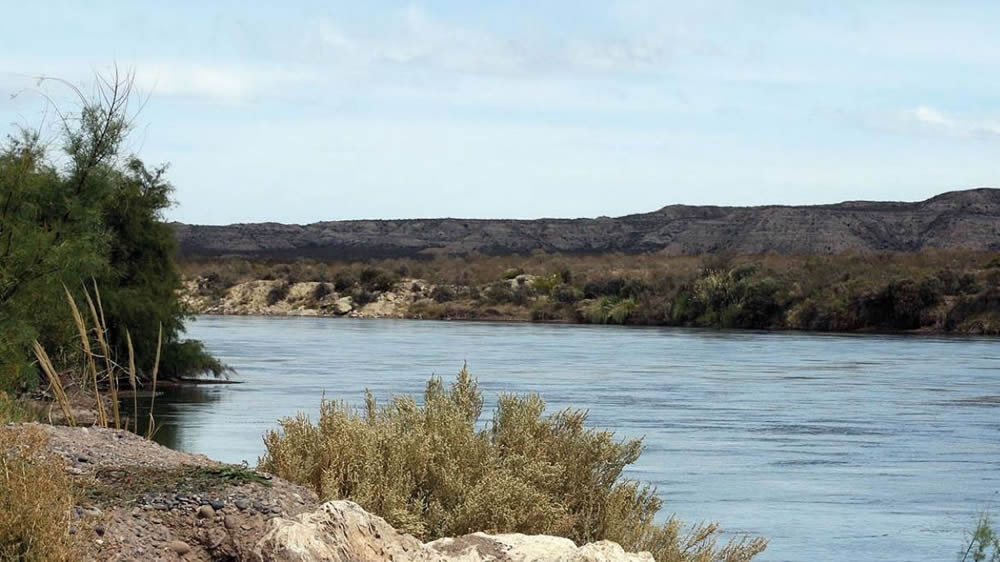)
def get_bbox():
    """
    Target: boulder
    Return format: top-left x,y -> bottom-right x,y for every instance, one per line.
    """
252,500 -> 654,562
332,297 -> 353,315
